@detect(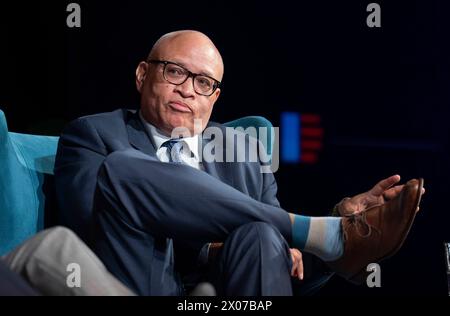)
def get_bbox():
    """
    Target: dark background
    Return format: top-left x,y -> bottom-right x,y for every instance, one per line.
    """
1,0 -> 449,295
